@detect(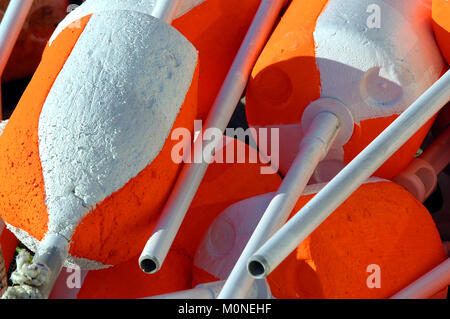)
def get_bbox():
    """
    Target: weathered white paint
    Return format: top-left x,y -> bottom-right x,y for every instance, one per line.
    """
314,0 -> 443,123
50,0 -> 205,44
37,11 -> 197,240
